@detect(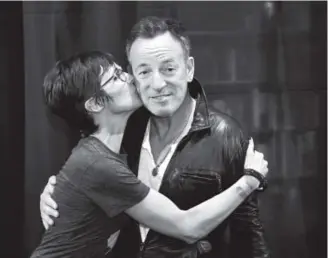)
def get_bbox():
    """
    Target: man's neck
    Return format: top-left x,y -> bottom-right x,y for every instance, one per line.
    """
150,94 -> 194,151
